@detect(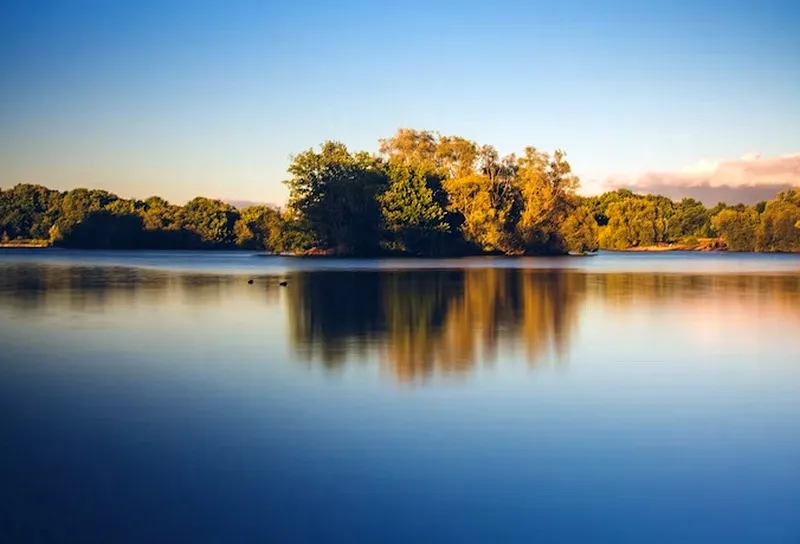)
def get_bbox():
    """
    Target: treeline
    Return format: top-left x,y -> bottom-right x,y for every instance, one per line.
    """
2,128 -> 799,253
0,184 -> 289,250
585,189 -> 800,252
